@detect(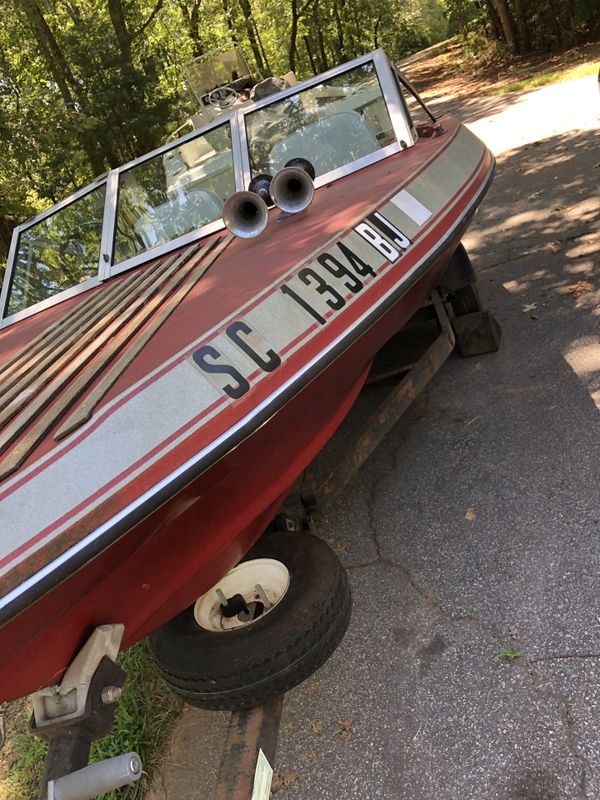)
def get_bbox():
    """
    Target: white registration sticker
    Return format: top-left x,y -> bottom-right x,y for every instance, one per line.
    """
252,748 -> 274,800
